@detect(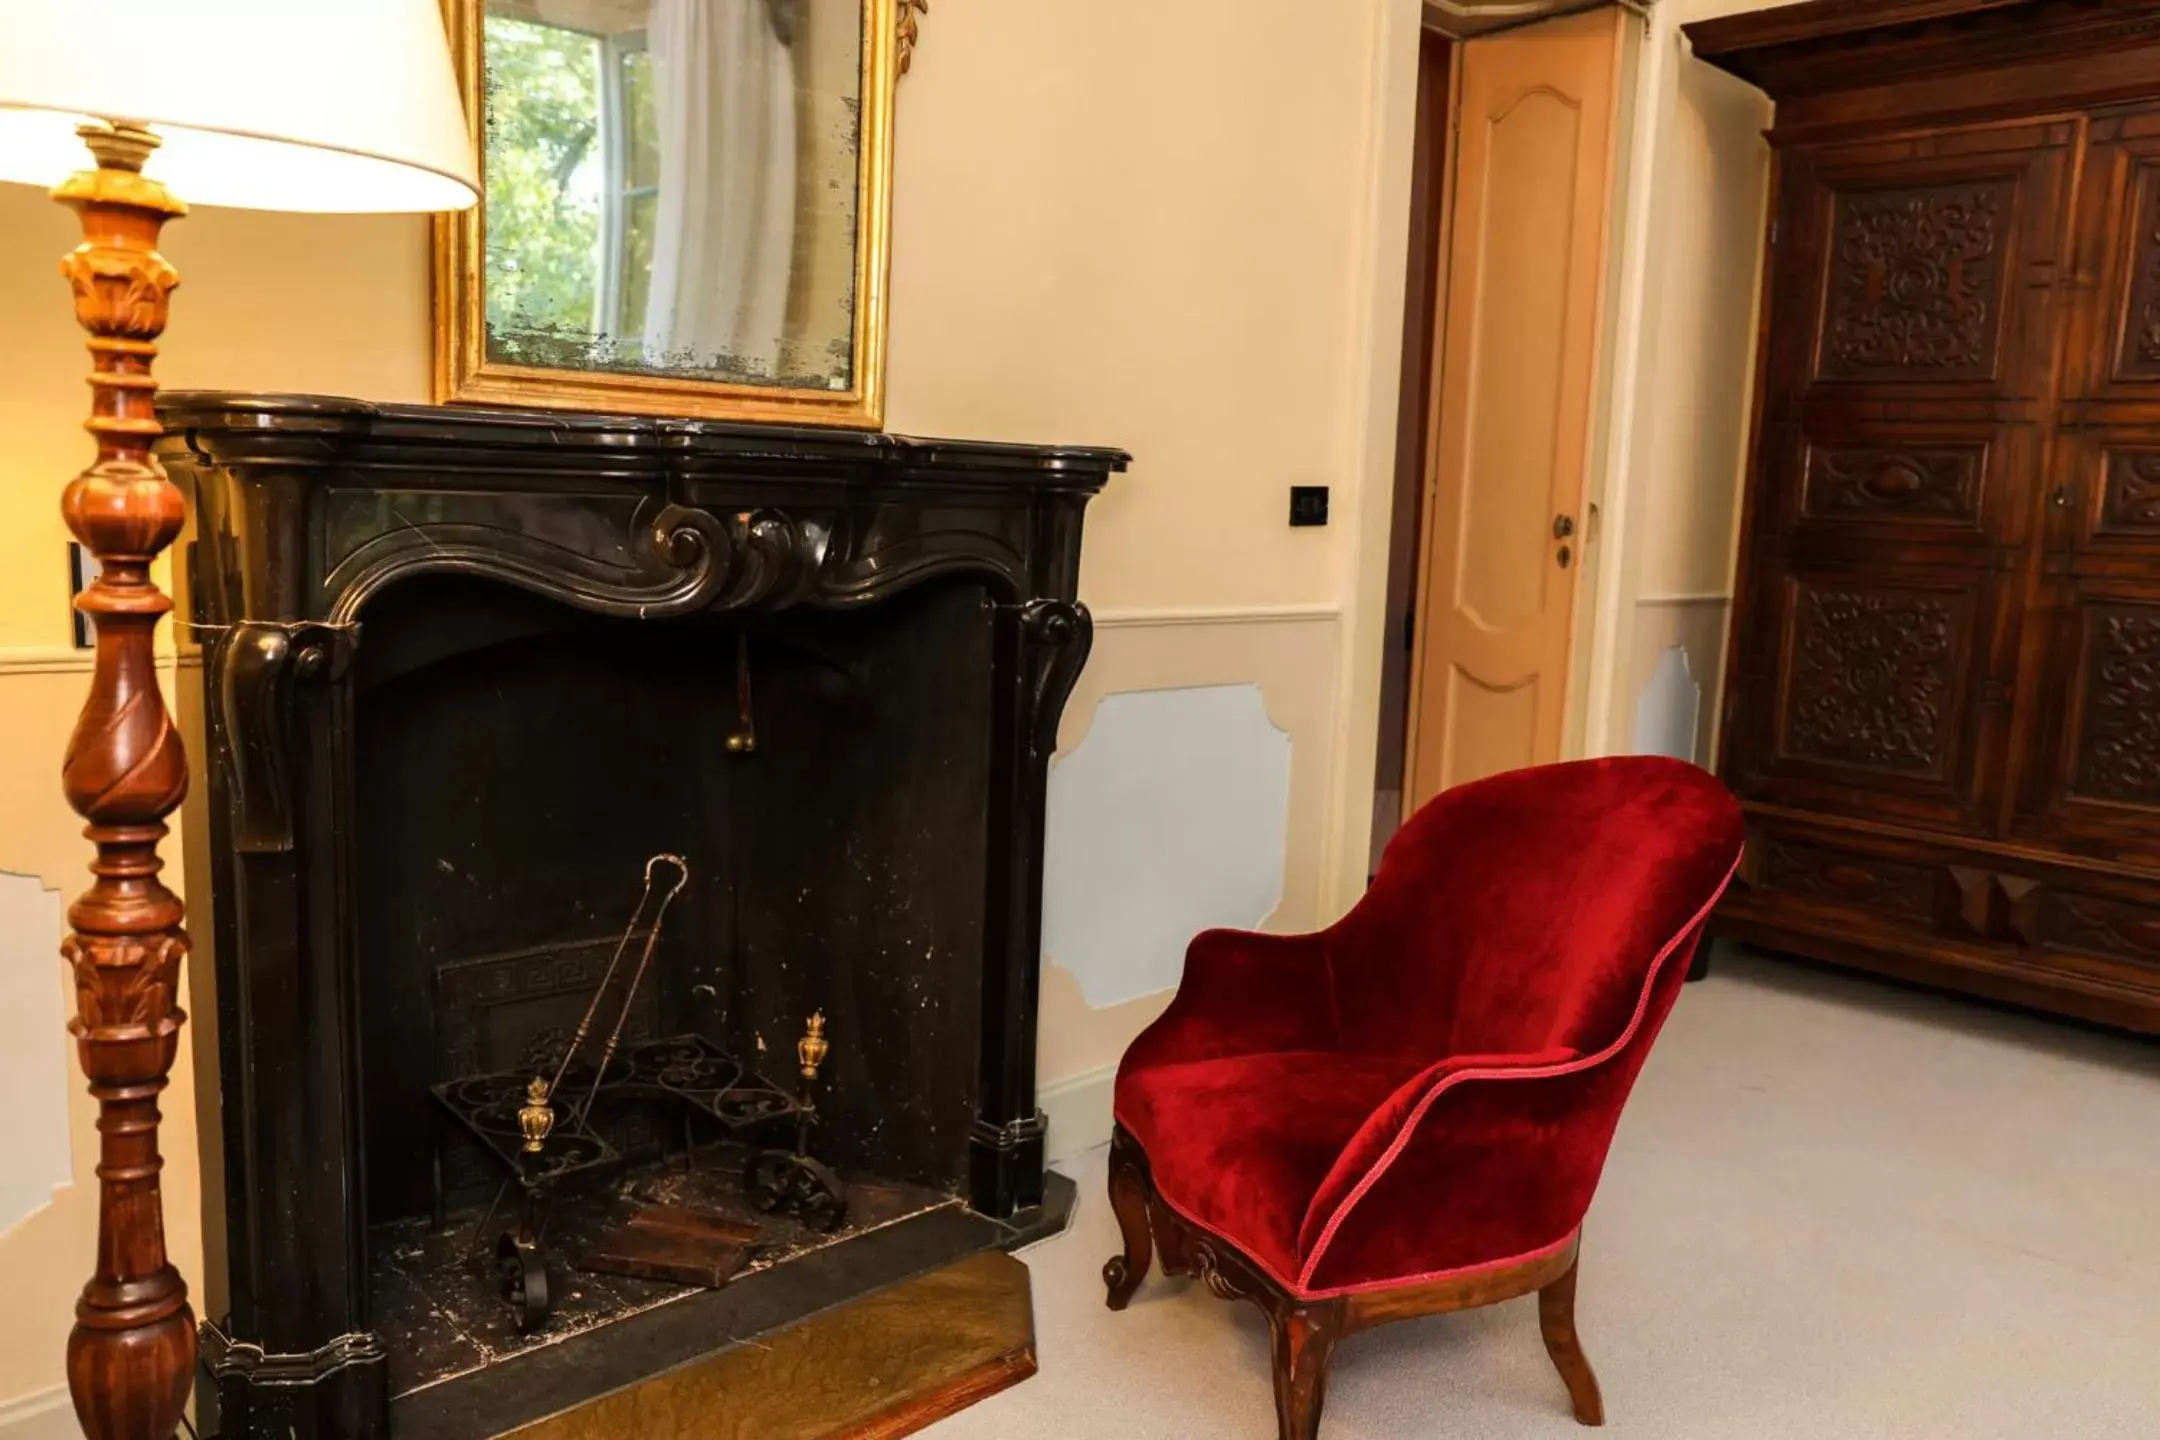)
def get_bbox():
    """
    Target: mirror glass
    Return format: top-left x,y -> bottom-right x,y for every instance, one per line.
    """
480,0 -> 863,393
